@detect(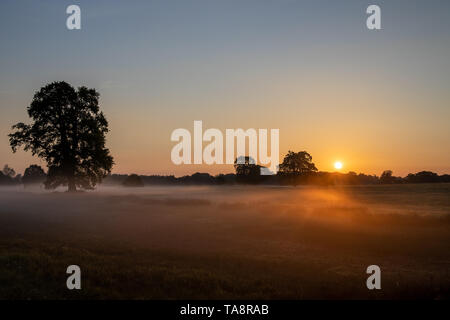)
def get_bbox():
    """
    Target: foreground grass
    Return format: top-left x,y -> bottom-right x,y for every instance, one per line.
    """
0,184 -> 449,299
1,238 -> 316,299
1,235 -> 448,300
